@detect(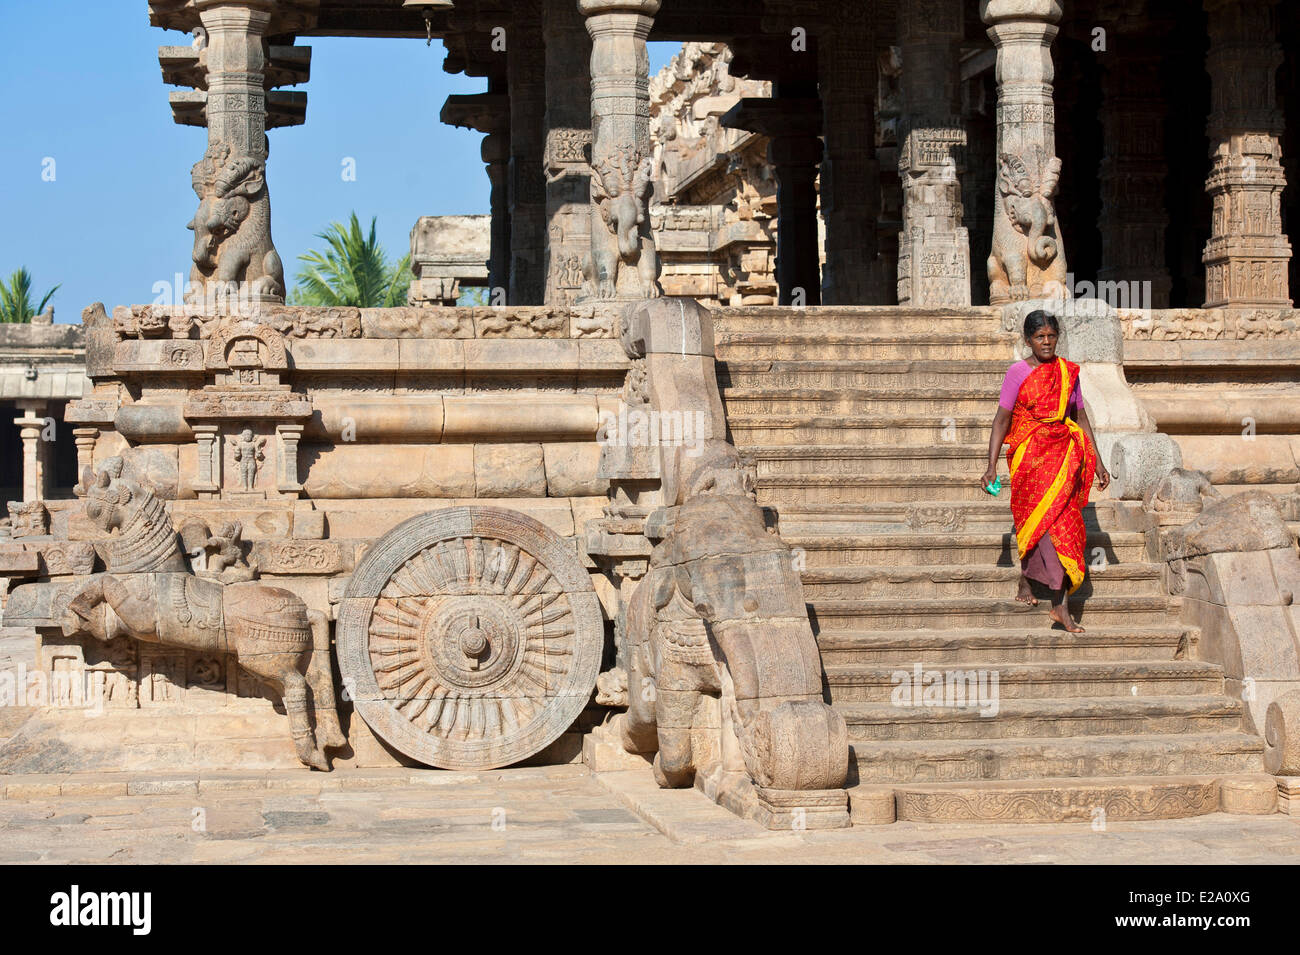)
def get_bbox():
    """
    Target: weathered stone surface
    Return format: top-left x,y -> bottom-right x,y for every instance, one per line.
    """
1162,491 -> 1294,561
